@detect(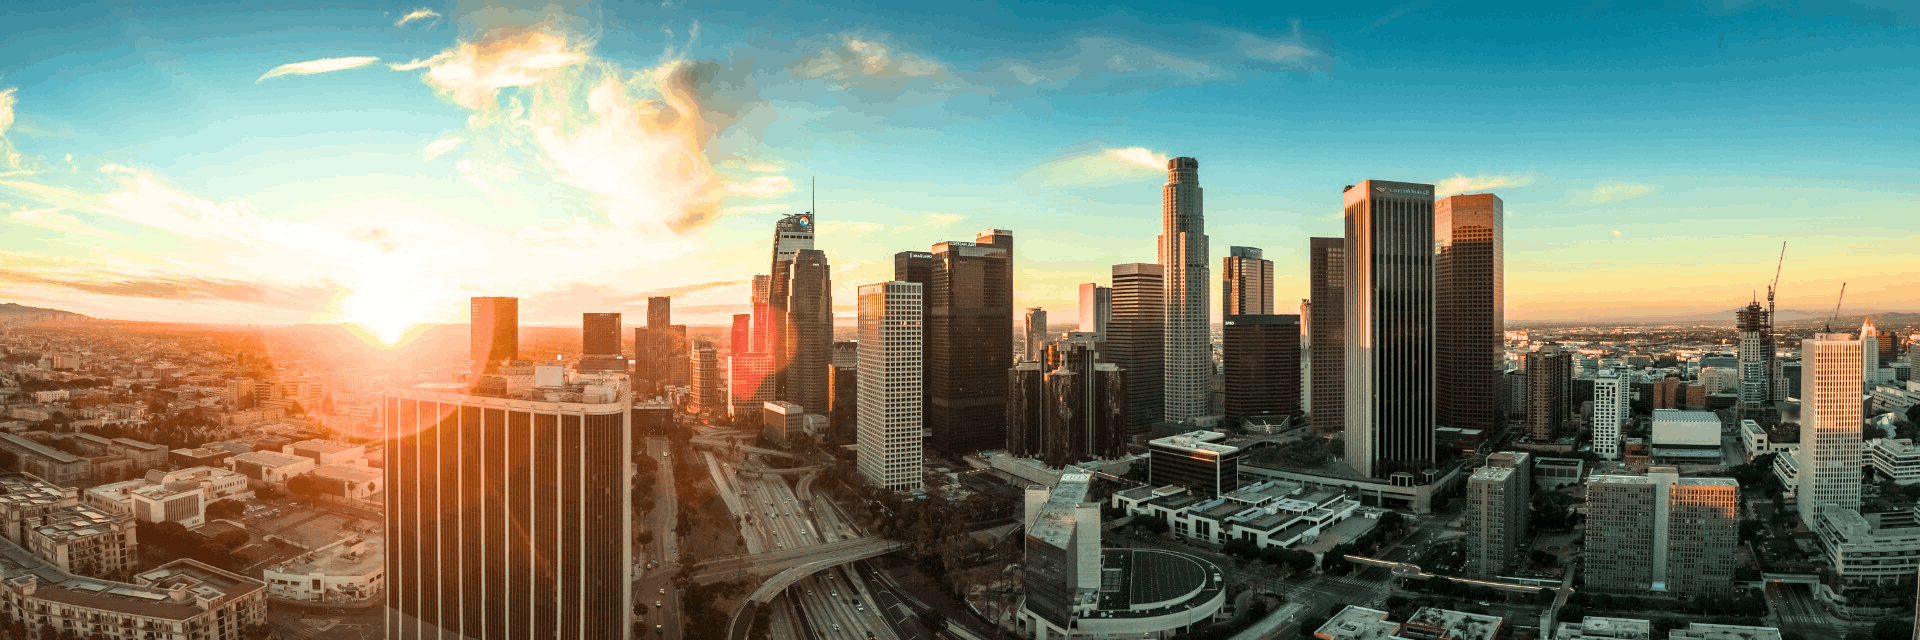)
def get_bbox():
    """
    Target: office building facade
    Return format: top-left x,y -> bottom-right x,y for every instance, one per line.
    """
1465,451 -> 1531,578
470,297 -> 519,376
784,249 -> 834,413
1586,468 -> 1738,596
857,282 -> 924,493
1342,180 -> 1437,478
1309,237 -> 1345,435
689,342 -> 721,415
1526,345 -> 1573,442
1799,332 -> 1863,524
924,231 -> 1015,454
1006,339 -> 1128,468
1024,307 -> 1049,362
1222,246 -> 1273,318
1222,315 -> 1301,422
1110,263 -> 1165,435
1435,194 -> 1503,432
767,213 -> 816,403
1077,284 -> 1112,342
1594,369 -> 1630,460
581,313 -> 621,356
1148,431 -> 1243,496
1160,157 -> 1211,424
383,377 -> 632,640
